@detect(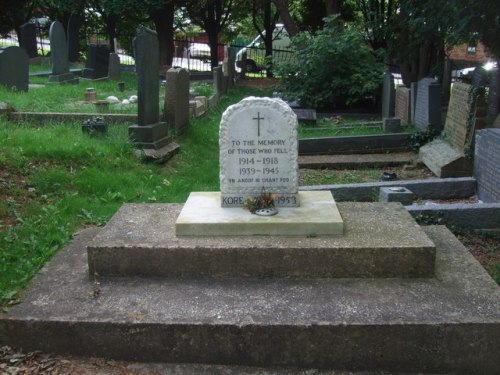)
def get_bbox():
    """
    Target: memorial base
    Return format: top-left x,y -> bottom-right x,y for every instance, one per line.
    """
47,72 -> 79,85
419,138 -> 472,177
128,122 -> 170,150
177,191 -> 342,236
